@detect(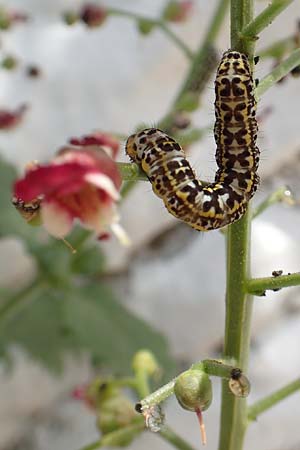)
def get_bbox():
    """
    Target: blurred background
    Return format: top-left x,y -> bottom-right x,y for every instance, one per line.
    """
1,1 -> 300,449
